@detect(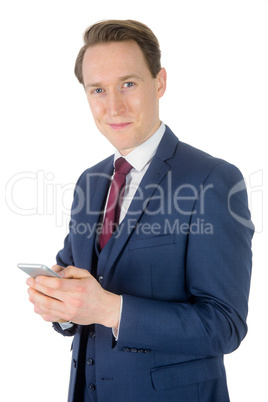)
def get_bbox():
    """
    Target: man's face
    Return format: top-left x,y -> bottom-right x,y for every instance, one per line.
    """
82,40 -> 166,155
